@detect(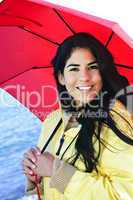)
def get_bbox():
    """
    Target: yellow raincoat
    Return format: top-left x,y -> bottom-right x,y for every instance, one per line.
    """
37,100 -> 133,200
